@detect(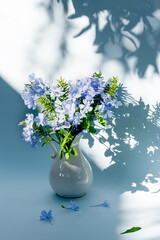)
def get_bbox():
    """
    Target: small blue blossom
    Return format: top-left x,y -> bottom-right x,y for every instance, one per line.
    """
80,101 -> 93,114
48,118 -> 58,131
32,78 -> 46,96
68,82 -> 81,99
57,111 -> 66,124
72,112 -> 82,127
90,77 -> 105,94
90,200 -> 110,208
62,99 -> 78,119
22,73 -> 49,109
35,113 -> 48,126
21,86 -> 38,110
97,102 -> 105,113
21,113 -> 41,148
40,210 -> 53,225
101,93 -> 111,101
22,128 -> 41,148
61,201 -> 79,211
62,121 -> 71,129
51,84 -> 63,98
